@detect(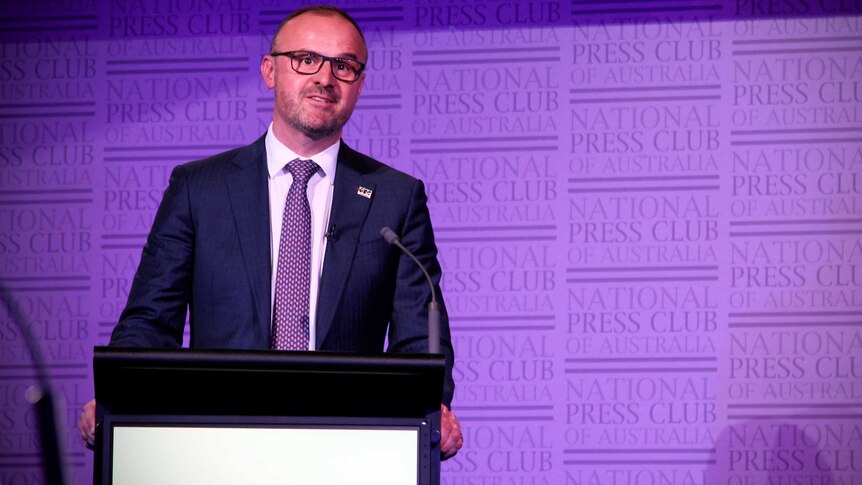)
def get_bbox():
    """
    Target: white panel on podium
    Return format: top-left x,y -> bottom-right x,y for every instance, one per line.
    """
113,426 -> 419,485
